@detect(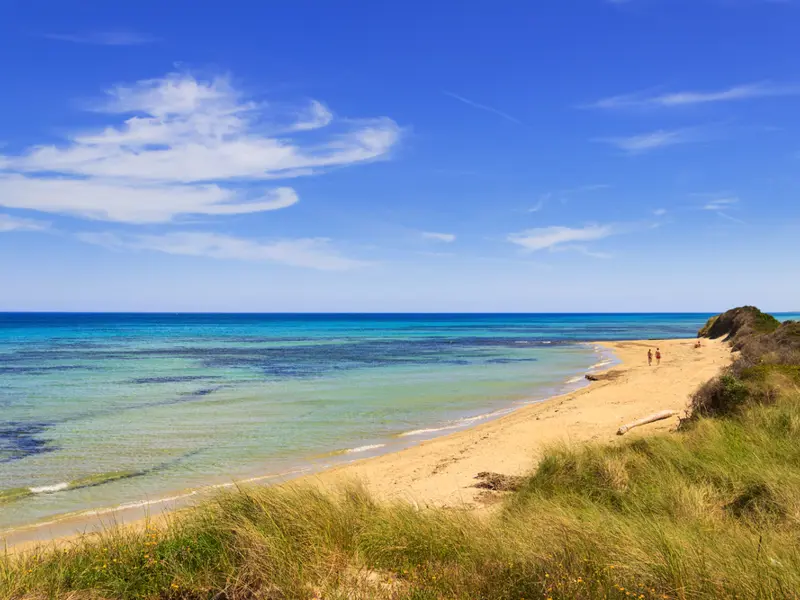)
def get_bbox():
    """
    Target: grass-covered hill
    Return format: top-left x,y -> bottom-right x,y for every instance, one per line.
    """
2,307 -> 799,600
